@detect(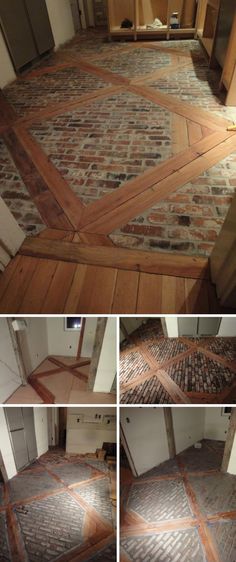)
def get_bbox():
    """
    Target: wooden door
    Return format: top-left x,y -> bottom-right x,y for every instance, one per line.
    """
0,0 -> 38,70
24,0 -> 54,54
